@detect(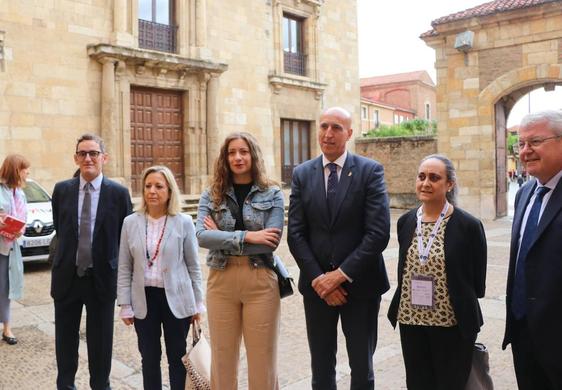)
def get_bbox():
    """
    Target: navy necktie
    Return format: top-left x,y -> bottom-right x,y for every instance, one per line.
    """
326,163 -> 338,216
511,185 -> 551,319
